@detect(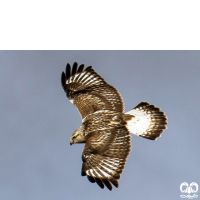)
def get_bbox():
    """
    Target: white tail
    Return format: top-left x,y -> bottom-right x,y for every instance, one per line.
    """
125,102 -> 167,140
